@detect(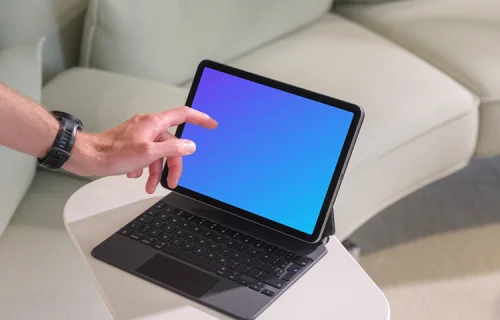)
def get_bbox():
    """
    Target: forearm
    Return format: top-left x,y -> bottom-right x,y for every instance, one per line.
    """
0,82 -> 59,158
0,82 -> 103,176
